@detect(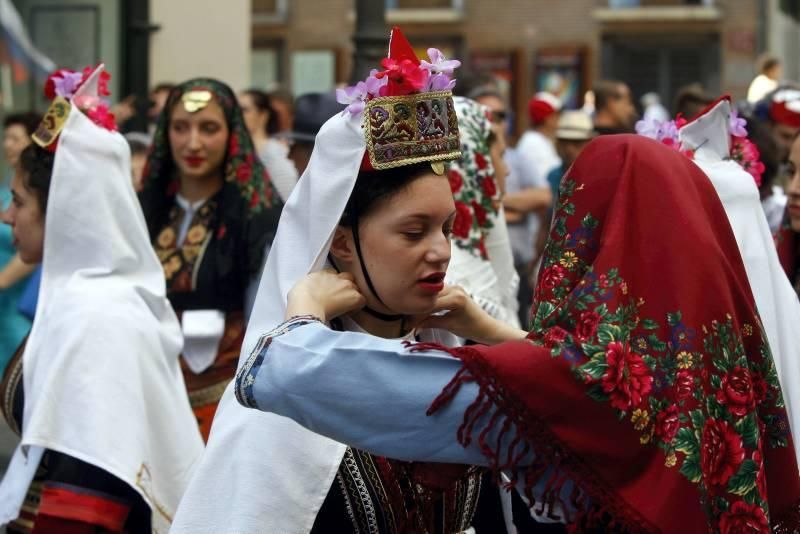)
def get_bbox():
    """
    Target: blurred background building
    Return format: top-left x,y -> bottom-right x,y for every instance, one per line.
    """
0,0 -> 798,133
